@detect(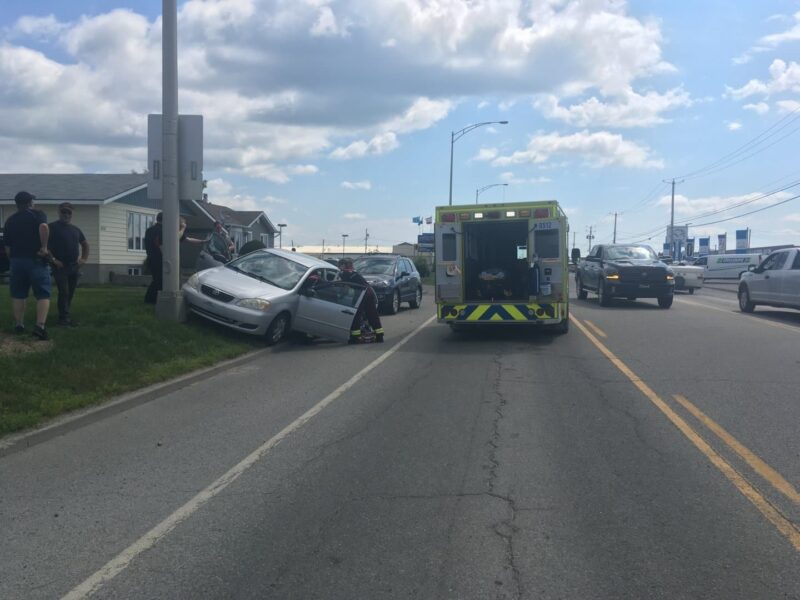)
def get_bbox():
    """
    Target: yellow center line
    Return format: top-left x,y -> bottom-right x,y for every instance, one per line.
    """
673,394 -> 800,505
582,319 -> 607,338
677,298 -> 800,335
571,315 -> 800,552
